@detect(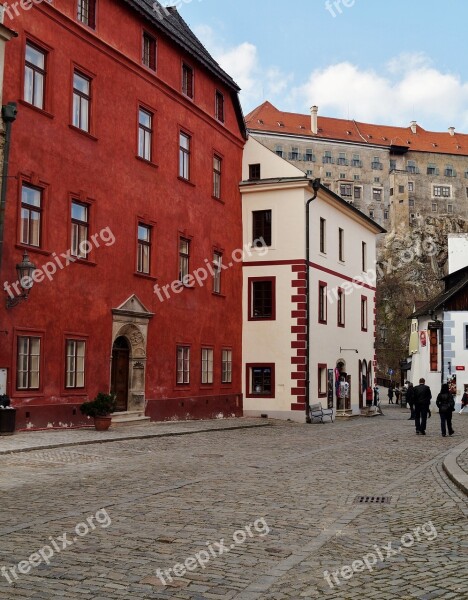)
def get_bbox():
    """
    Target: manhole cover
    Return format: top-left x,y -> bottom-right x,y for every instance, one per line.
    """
354,495 -> 392,505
